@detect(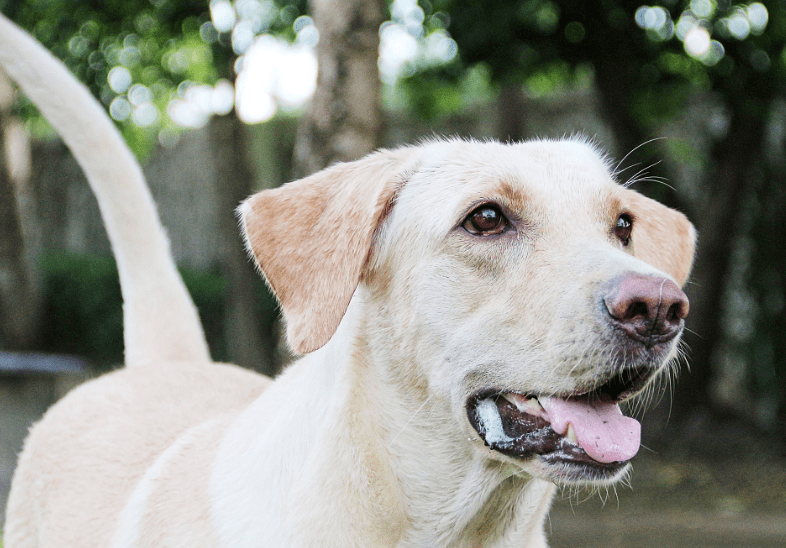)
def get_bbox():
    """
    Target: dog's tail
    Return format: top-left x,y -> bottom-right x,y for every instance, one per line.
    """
0,14 -> 210,366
